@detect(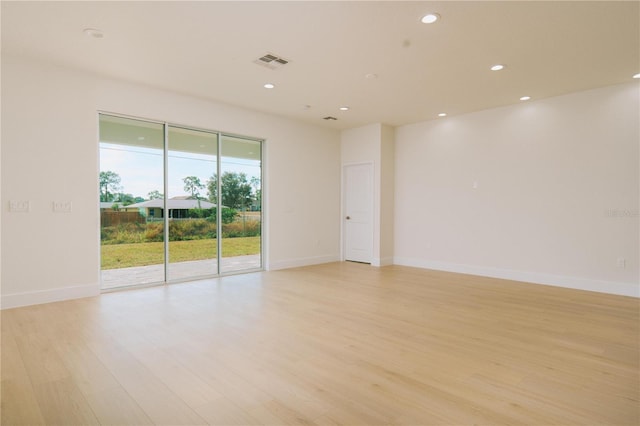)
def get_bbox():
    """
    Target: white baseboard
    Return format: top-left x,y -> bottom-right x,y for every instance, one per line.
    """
393,257 -> 639,298
5,259 -> 632,309
1,282 -> 100,310
268,255 -> 340,271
